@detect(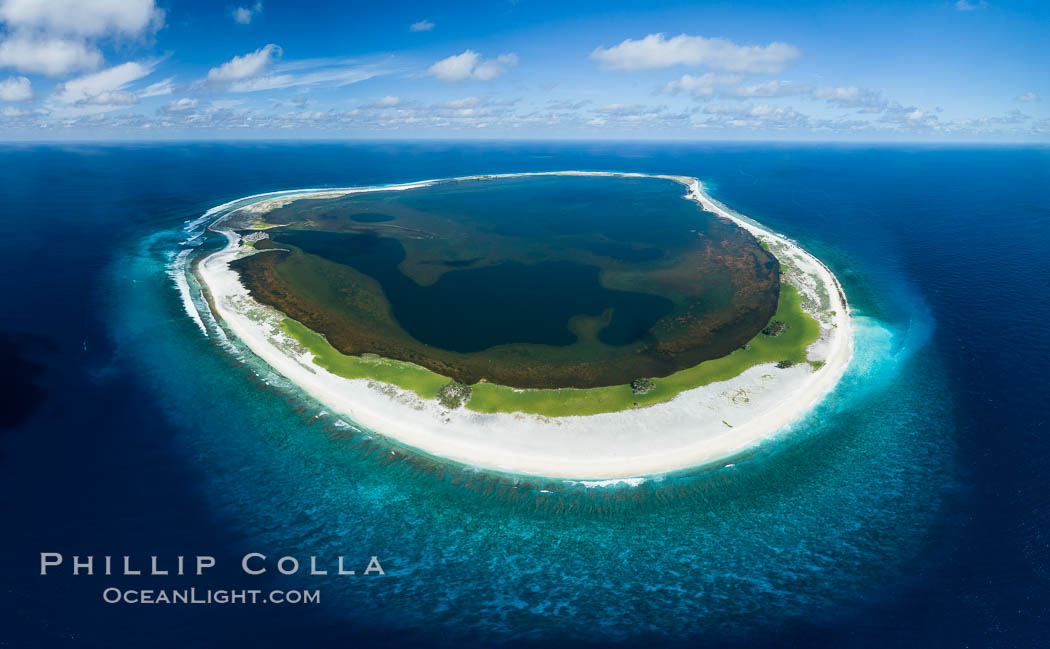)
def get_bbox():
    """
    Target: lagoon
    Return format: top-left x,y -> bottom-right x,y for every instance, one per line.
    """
232,174 -> 780,388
